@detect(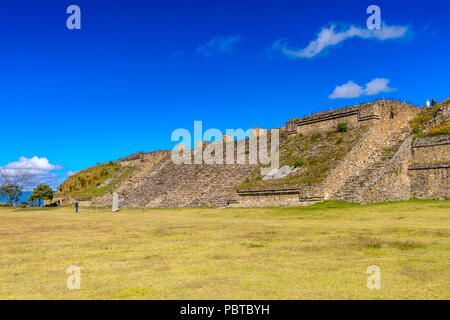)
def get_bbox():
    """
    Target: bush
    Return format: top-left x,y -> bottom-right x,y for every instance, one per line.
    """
337,123 -> 348,132
100,168 -> 108,176
412,126 -> 423,135
293,159 -> 304,168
